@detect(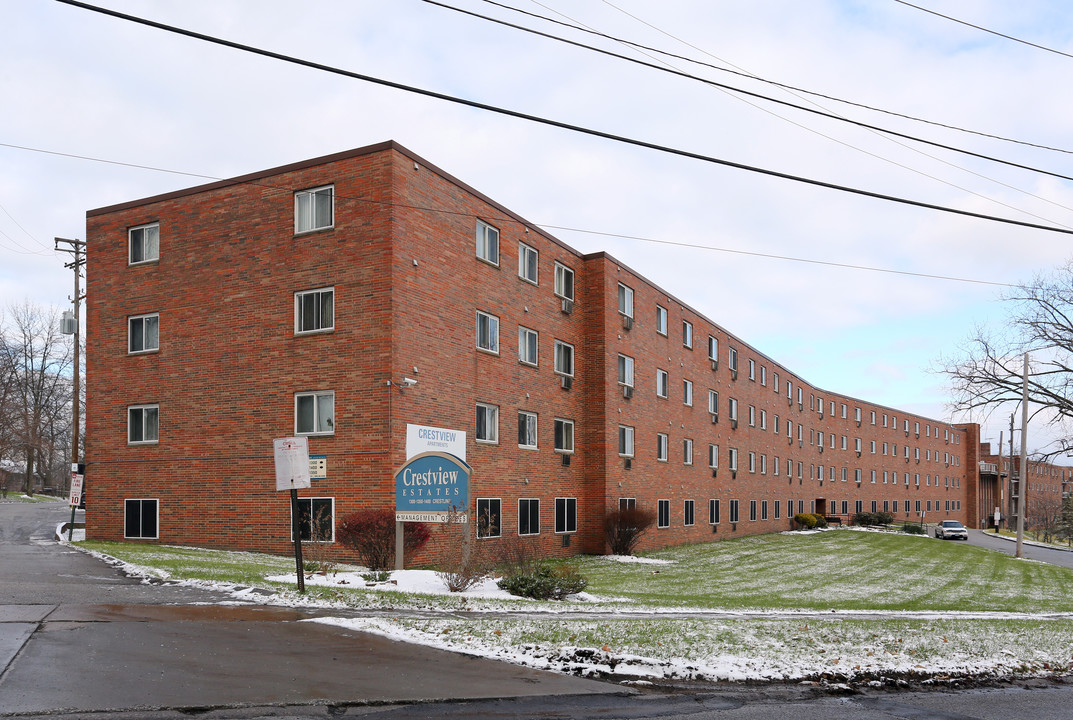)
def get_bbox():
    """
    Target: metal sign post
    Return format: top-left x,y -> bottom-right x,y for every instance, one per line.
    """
273,437 -> 312,593
67,464 -> 84,542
